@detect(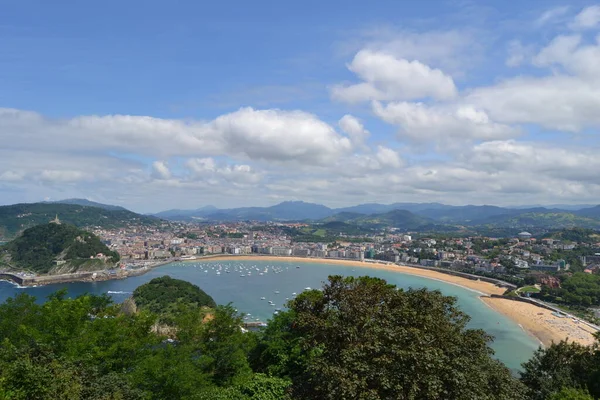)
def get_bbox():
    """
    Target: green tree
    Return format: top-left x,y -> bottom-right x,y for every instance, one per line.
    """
549,387 -> 594,400
520,340 -> 599,400
255,275 -> 525,400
